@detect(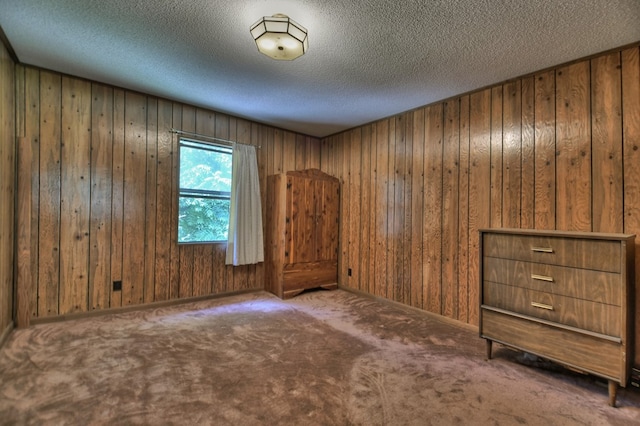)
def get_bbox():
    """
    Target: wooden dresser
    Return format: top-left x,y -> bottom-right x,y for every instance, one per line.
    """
479,228 -> 635,406
265,169 -> 340,299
